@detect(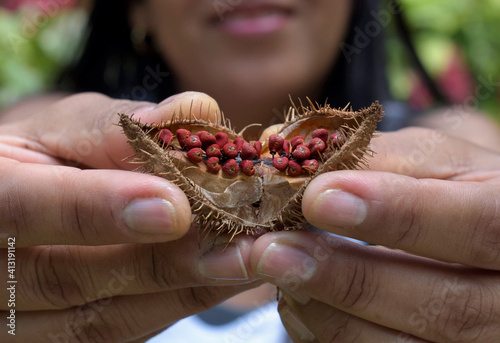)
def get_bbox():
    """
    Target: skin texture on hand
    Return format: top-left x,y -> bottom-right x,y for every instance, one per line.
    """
0,92 -> 262,342
251,127 -> 500,343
